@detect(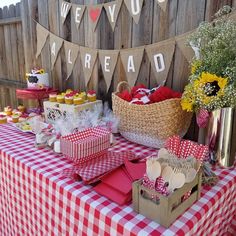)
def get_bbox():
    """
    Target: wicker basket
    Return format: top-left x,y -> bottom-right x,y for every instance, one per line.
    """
112,82 -> 193,148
